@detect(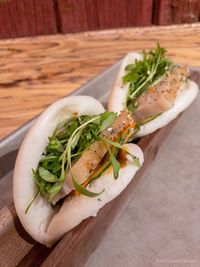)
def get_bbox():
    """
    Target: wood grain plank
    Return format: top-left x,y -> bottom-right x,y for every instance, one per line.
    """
0,115 -> 181,266
0,24 -> 200,140
0,0 -> 57,39
154,0 -> 200,25
0,205 -> 53,267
